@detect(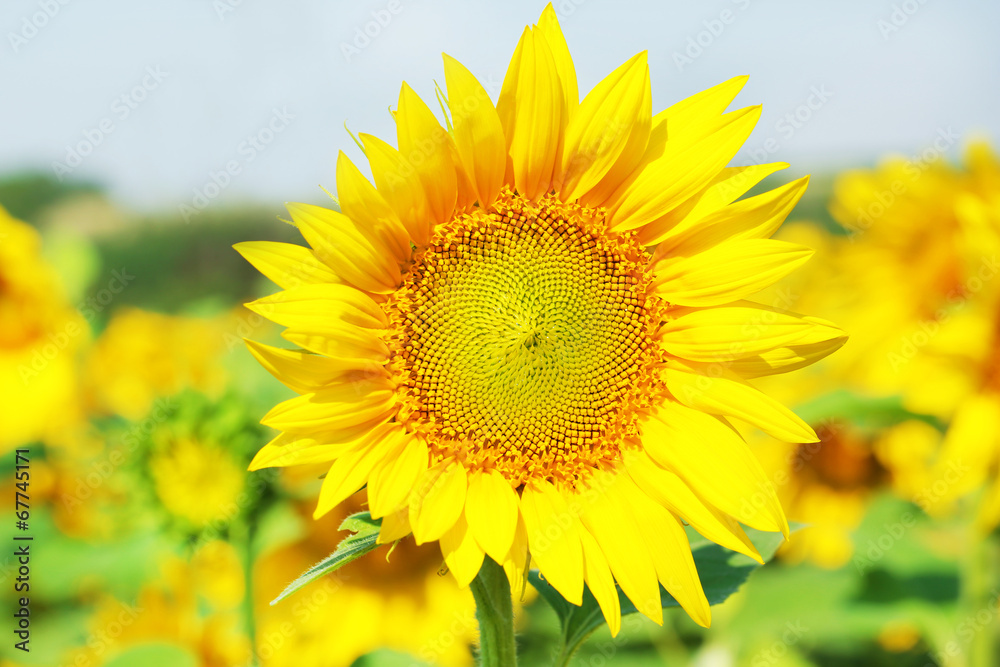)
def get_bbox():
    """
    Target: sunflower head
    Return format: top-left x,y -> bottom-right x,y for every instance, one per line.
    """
239,4 -> 846,632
